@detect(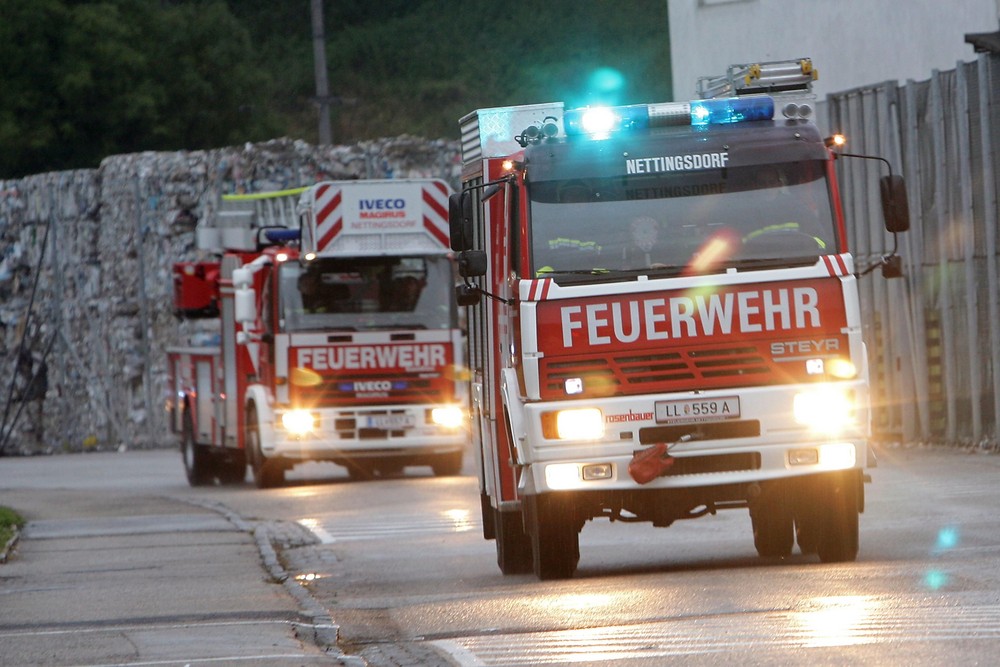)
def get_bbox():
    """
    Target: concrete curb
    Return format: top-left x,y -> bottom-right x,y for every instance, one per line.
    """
178,496 -> 365,666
